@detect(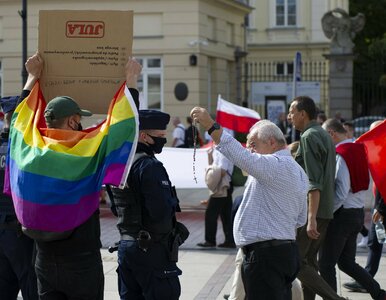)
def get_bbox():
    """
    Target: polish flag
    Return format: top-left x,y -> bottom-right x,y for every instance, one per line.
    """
216,95 -> 261,133
356,120 -> 386,203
